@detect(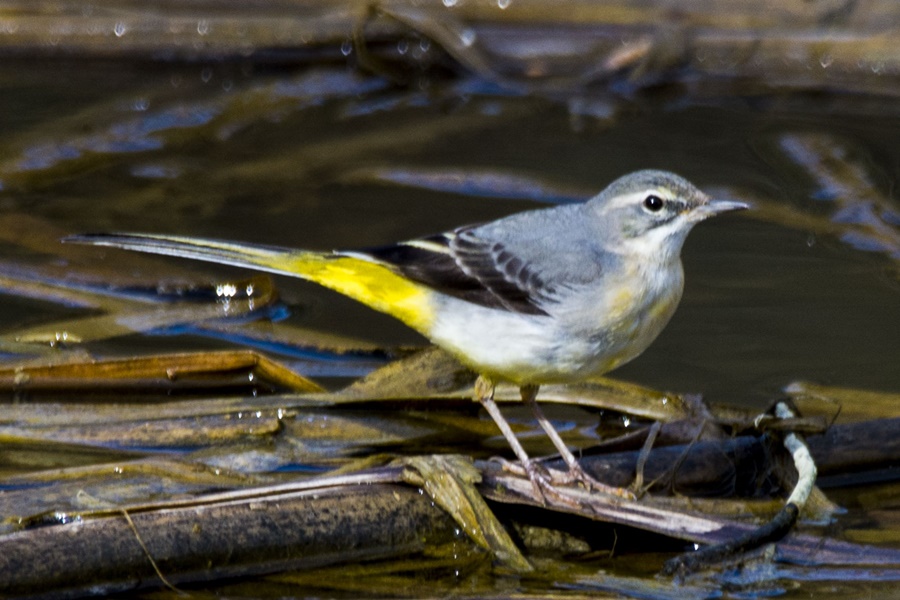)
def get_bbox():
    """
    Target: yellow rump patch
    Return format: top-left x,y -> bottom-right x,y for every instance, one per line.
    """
273,252 -> 436,333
